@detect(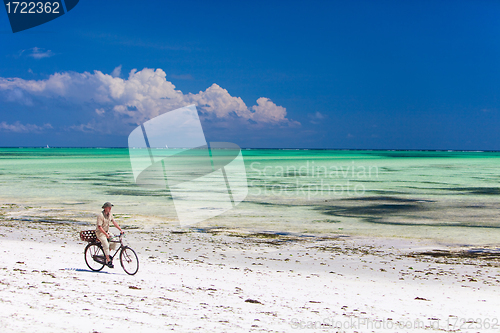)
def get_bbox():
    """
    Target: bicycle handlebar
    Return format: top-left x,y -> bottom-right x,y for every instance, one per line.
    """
108,233 -> 125,243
